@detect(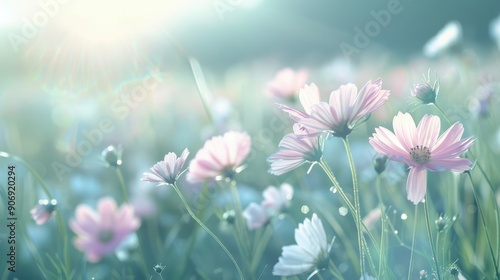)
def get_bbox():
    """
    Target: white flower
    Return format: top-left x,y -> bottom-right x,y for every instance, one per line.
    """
490,15 -> 500,49
423,21 -> 462,58
273,213 -> 332,277
242,203 -> 269,230
262,183 -> 294,215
